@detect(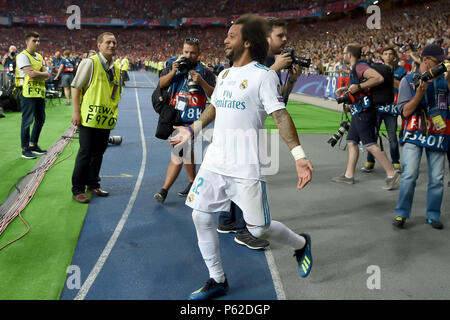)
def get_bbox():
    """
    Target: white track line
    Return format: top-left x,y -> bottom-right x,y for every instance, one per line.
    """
142,71 -> 158,87
265,248 -> 287,300
74,72 -> 147,300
